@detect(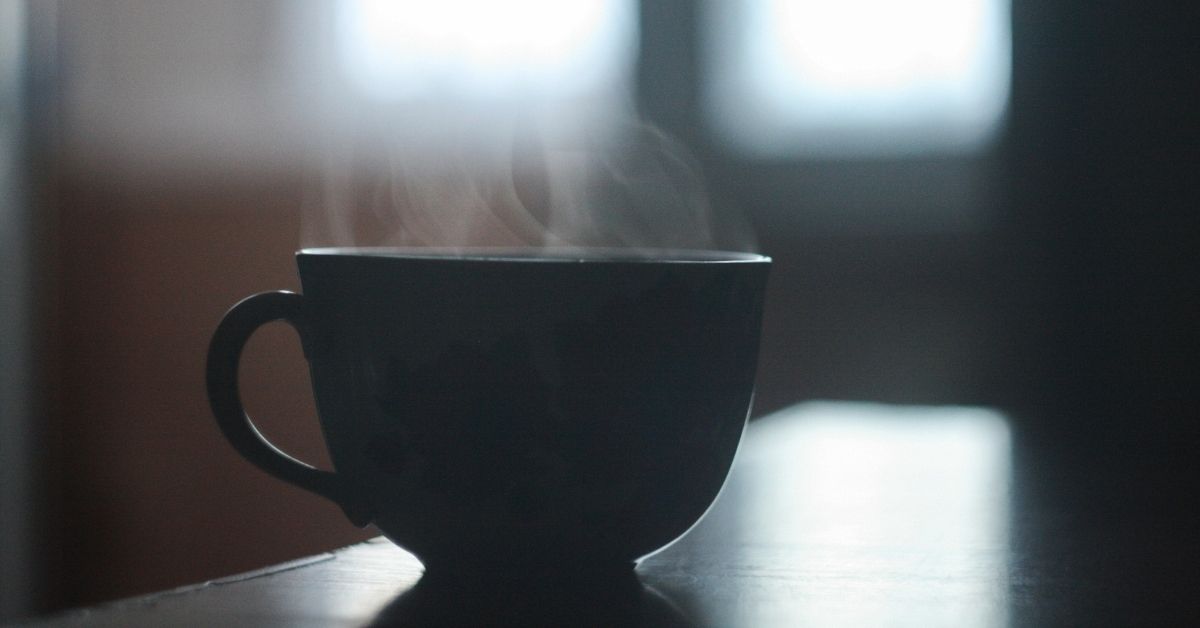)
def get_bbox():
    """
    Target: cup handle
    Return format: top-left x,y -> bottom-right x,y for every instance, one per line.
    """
206,291 -> 373,526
